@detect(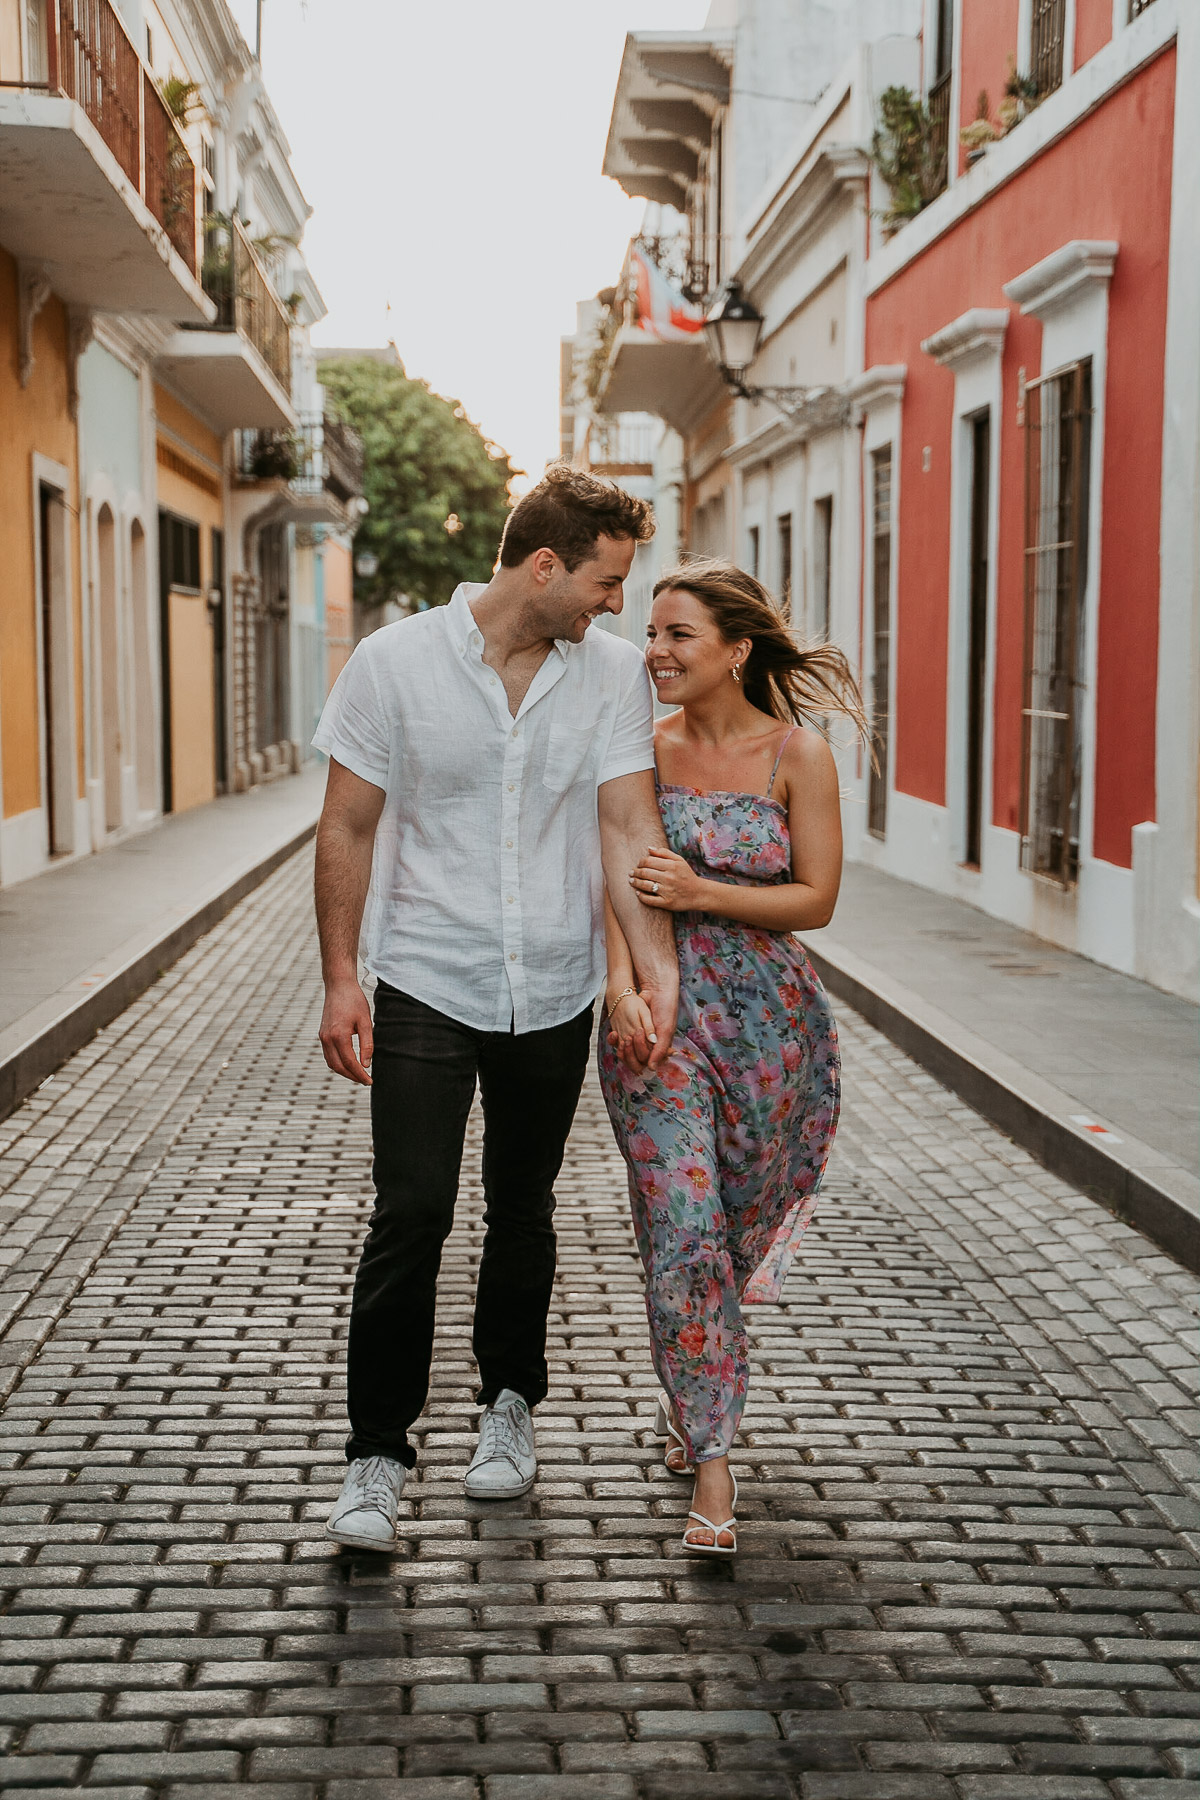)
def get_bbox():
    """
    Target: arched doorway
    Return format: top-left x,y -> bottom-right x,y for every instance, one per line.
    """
96,504 -> 122,835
